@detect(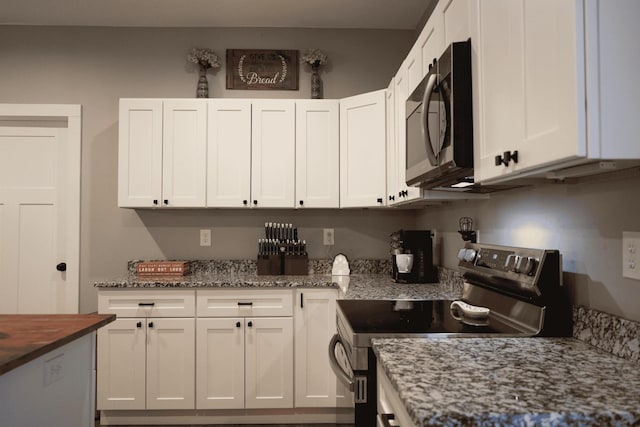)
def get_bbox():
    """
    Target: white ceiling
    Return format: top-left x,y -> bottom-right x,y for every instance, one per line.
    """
2,0 -> 433,30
